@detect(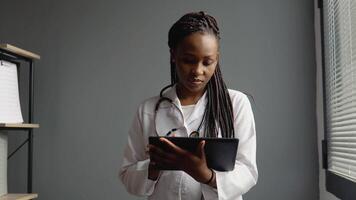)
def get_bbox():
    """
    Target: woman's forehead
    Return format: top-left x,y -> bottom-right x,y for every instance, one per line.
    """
176,33 -> 219,56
